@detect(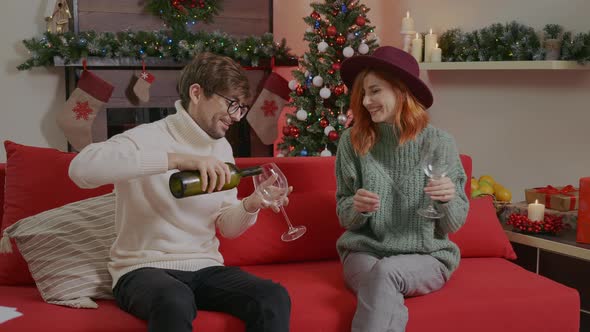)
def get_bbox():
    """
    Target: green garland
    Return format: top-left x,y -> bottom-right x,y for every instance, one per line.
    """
146,0 -> 222,31
438,21 -> 590,64
17,30 -> 294,70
